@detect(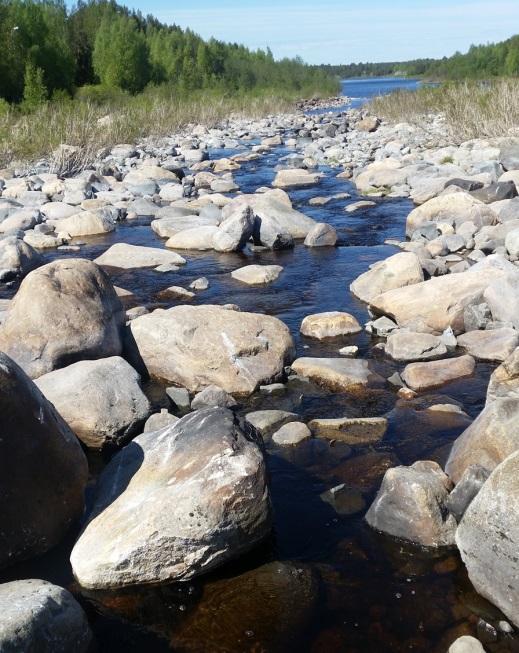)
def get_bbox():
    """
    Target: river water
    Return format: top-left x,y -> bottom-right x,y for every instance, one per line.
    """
1,80 -> 515,652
